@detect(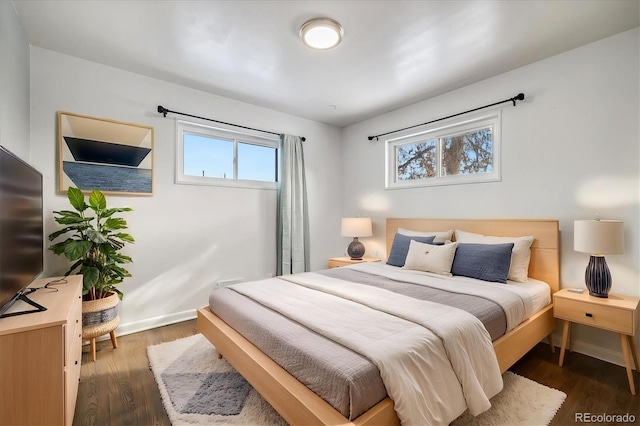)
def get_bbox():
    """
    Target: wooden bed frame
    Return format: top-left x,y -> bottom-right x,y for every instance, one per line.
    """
197,218 -> 560,426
